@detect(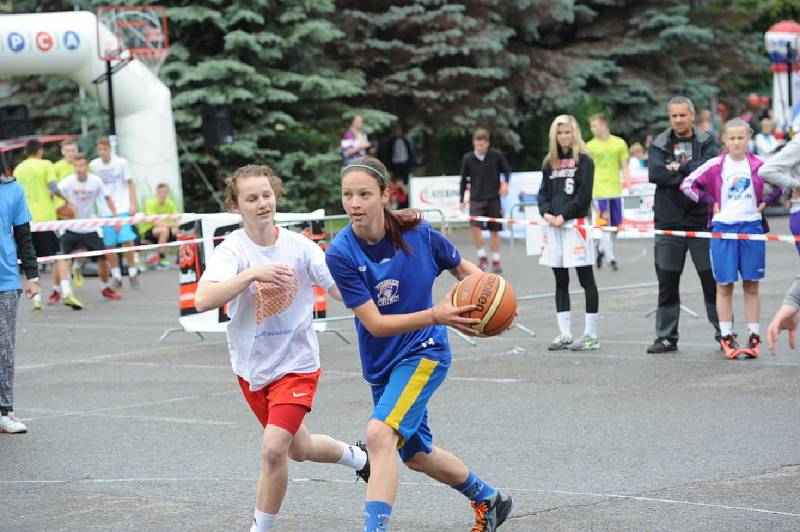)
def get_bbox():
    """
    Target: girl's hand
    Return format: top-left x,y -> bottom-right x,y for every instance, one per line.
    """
431,285 -> 480,335
249,264 -> 295,286
712,202 -> 720,215
757,201 -> 767,213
